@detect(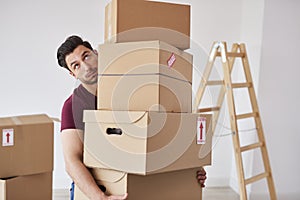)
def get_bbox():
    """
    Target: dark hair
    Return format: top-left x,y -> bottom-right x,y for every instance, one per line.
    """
57,35 -> 93,71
